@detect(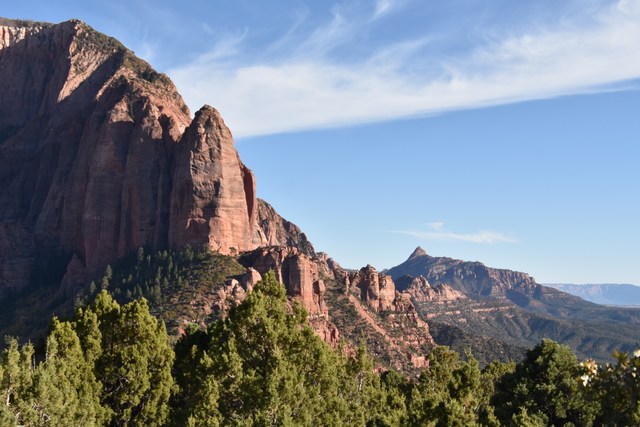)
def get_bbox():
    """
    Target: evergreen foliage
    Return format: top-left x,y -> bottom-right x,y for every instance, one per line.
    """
1,271 -> 639,426
492,339 -> 595,426
0,292 -> 173,427
172,271 -> 372,426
